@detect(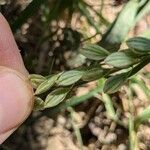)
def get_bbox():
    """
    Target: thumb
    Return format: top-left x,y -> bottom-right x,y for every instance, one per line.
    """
0,67 -> 33,143
0,14 -> 34,143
